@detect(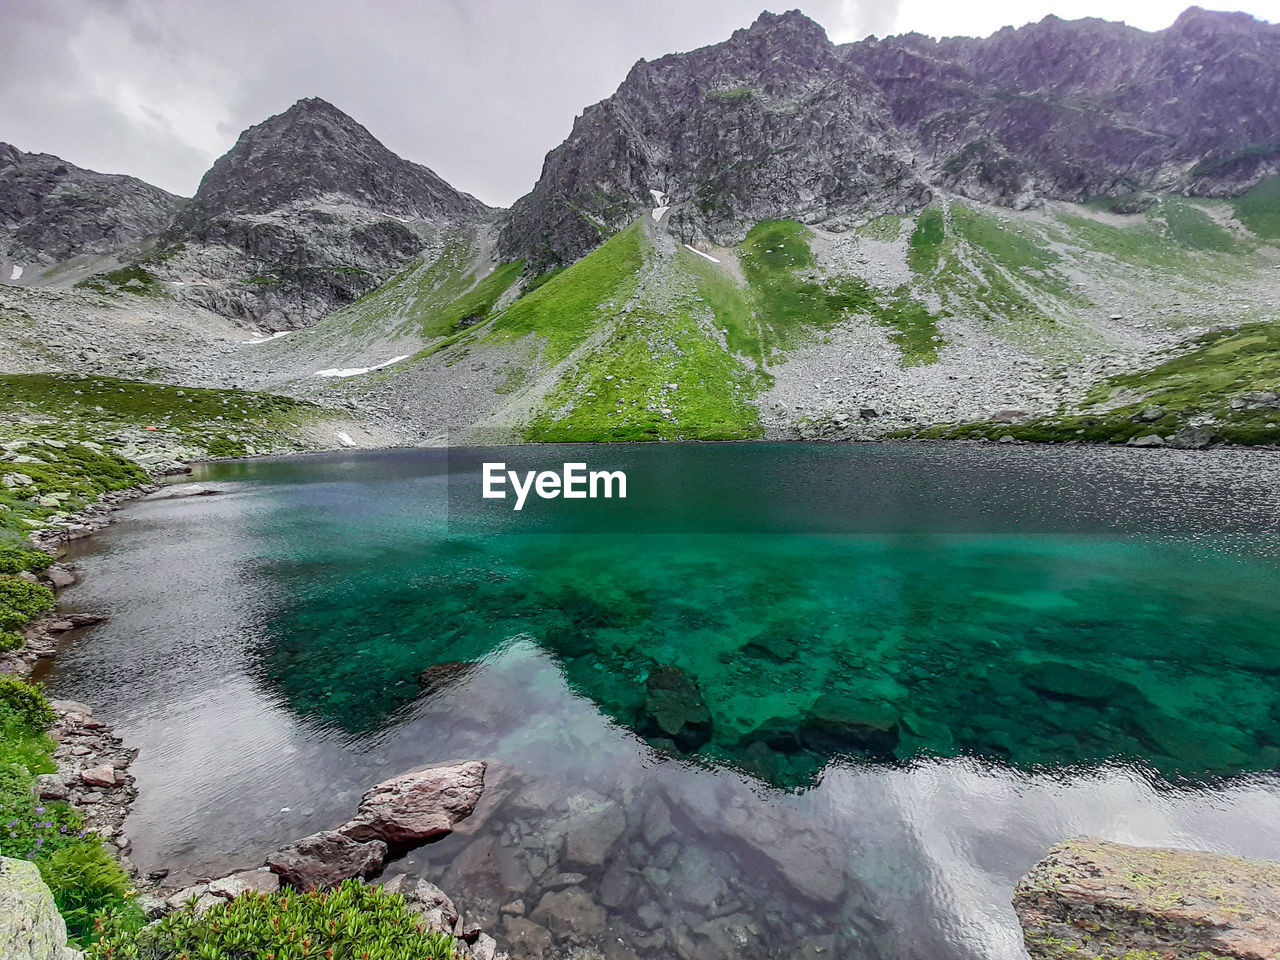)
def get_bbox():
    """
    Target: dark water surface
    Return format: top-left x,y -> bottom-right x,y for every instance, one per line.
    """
42,443 -> 1280,960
